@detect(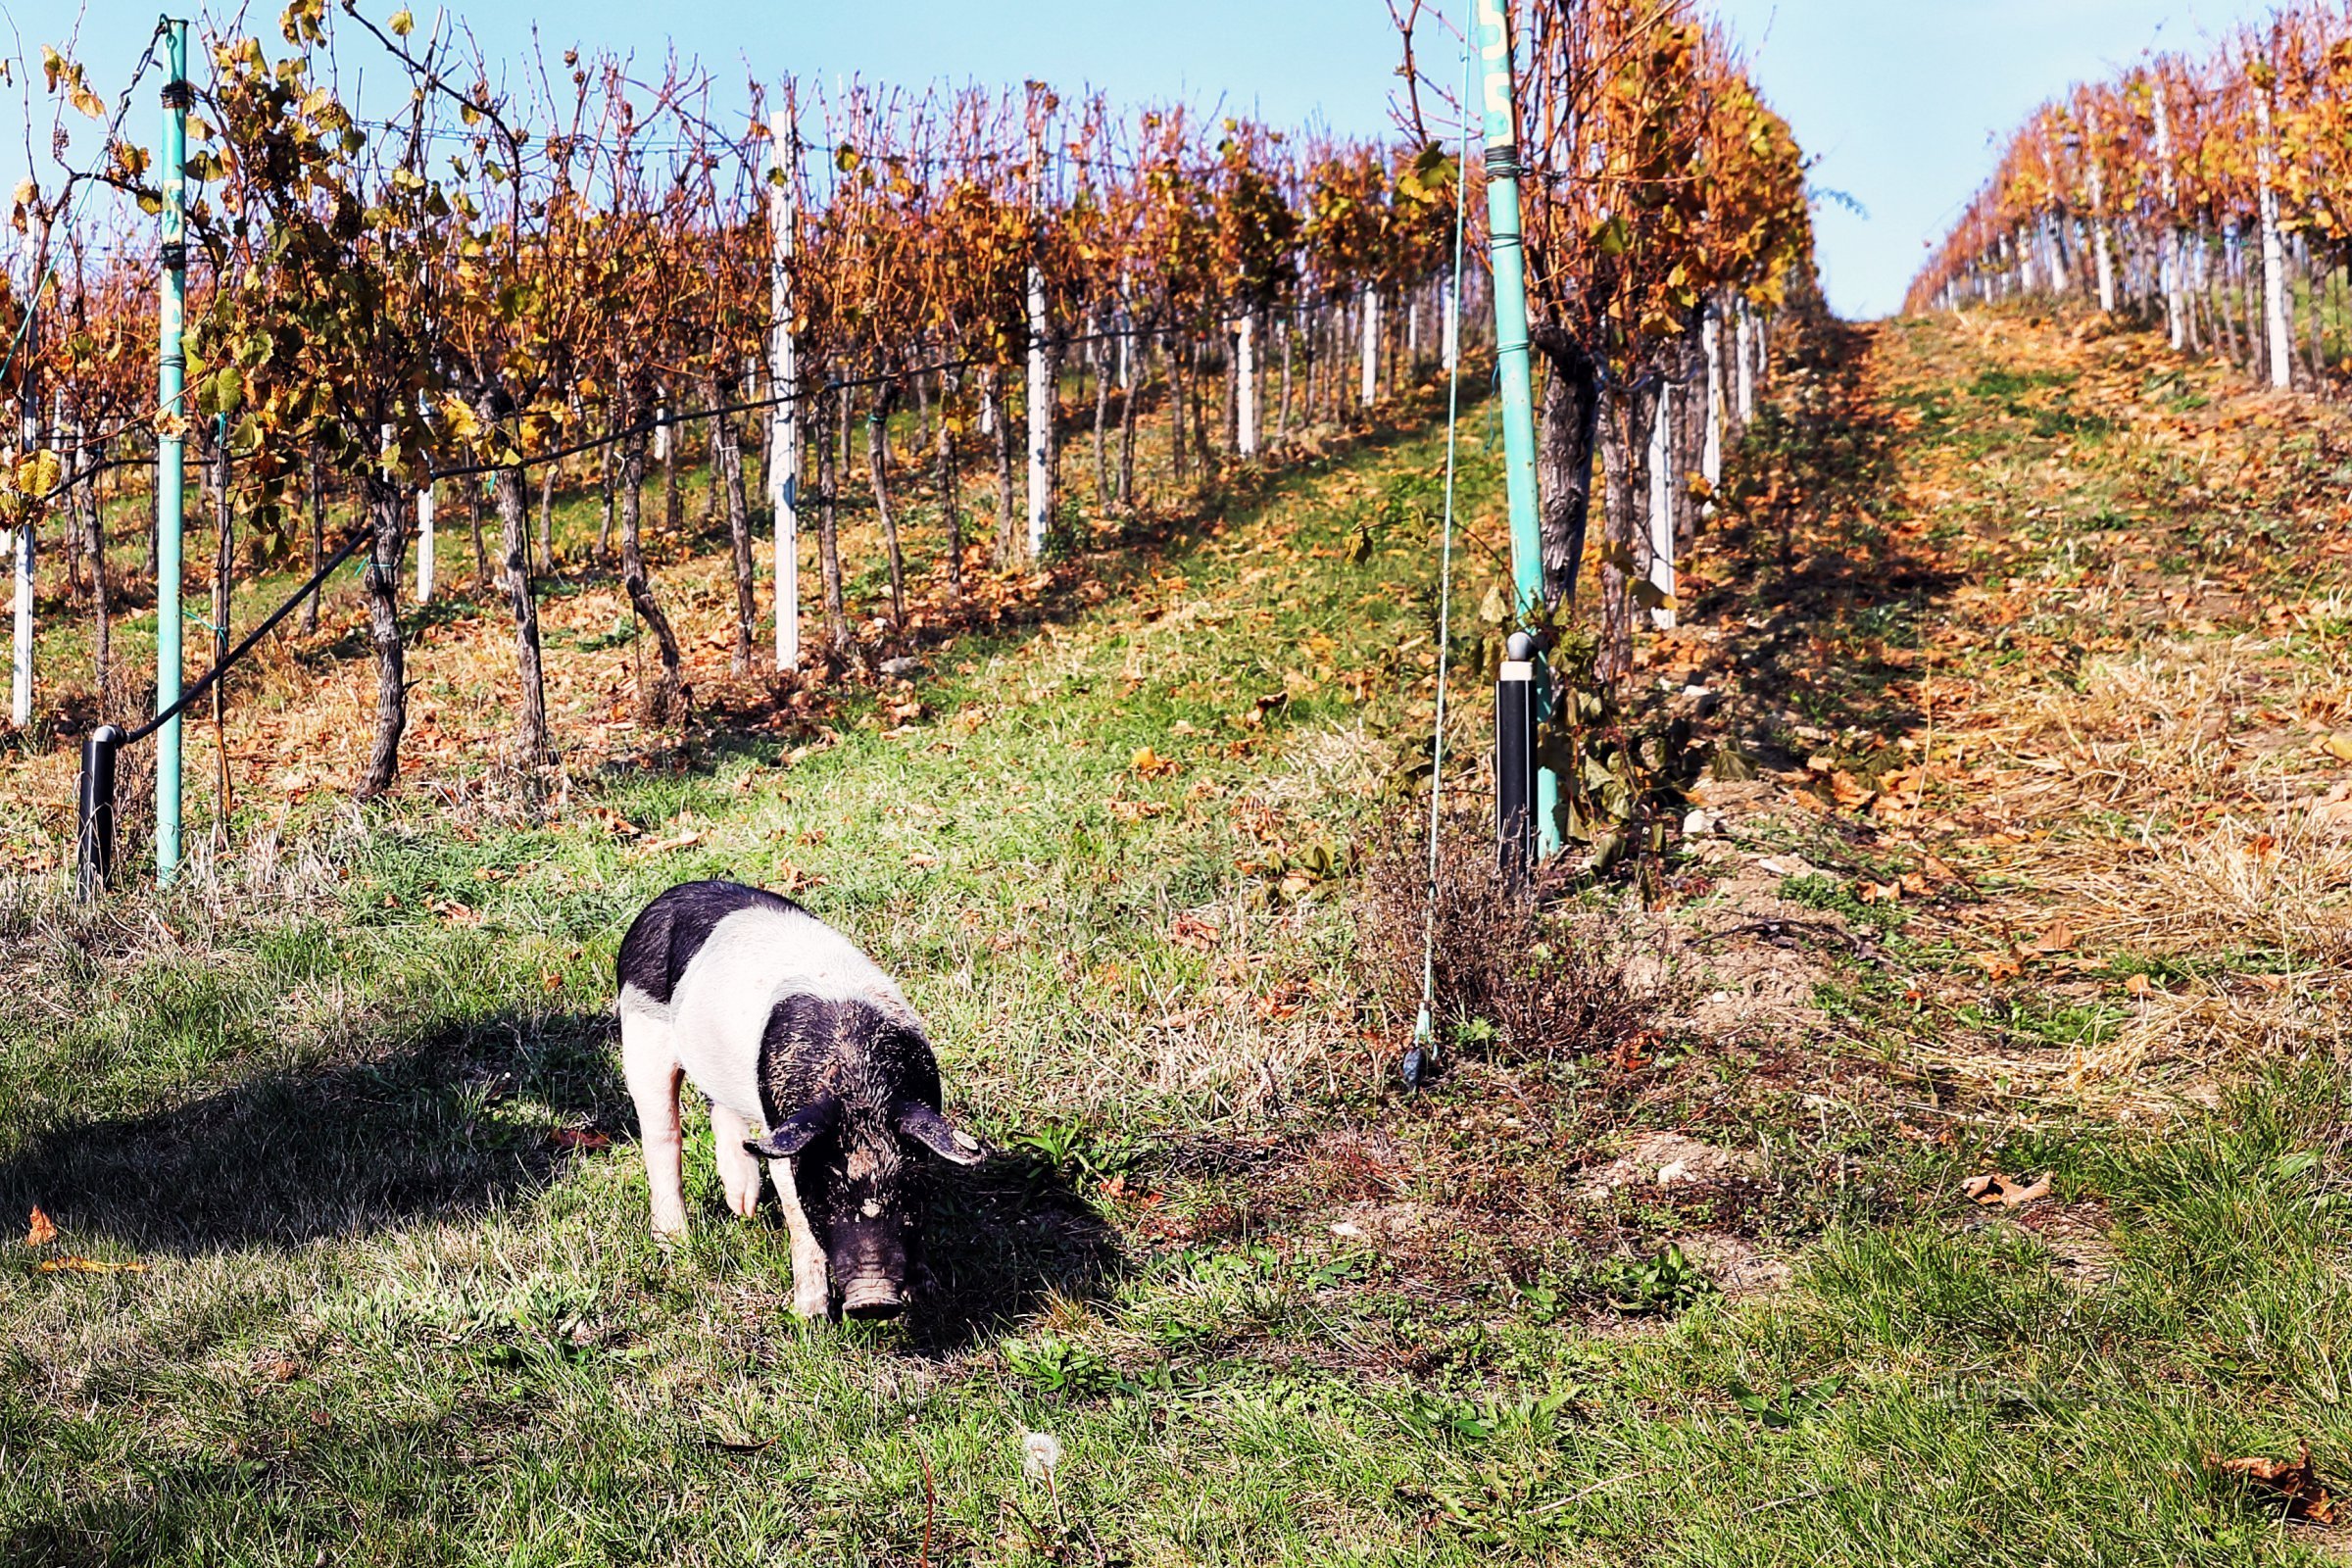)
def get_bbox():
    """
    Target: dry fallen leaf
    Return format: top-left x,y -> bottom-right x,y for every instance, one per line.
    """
550,1128 -> 612,1152
33,1255 -> 145,1274
1130,746 -> 1179,778
24,1206 -> 57,1248
2208,1445 -> 2337,1524
1170,912 -> 1221,952
2000,1173 -> 2052,1207
2030,922 -> 2079,955
1964,1170 -> 2052,1208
